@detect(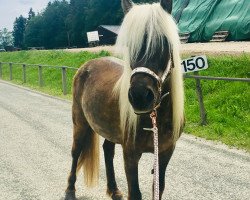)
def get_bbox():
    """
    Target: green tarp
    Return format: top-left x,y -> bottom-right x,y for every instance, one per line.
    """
173,0 -> 250,42
173,0 -> 190,23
